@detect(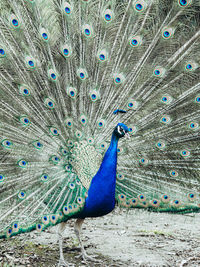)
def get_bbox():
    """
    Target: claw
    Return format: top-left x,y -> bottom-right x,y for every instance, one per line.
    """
81,252 -> 102,263
75,250 -> 102,263
58,259 -> 74,267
